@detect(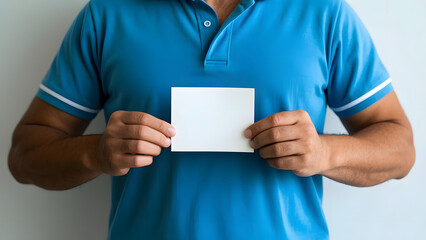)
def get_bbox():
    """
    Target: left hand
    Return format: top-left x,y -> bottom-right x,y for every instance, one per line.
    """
244,110 -> 330,177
